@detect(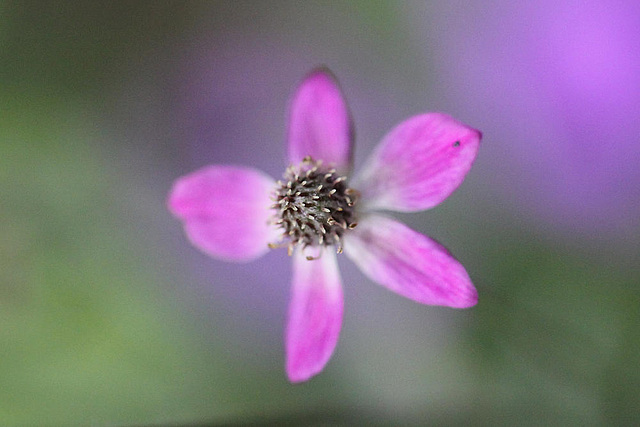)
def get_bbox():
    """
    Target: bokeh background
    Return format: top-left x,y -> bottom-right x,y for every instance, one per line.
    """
2,1 -> 639,425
